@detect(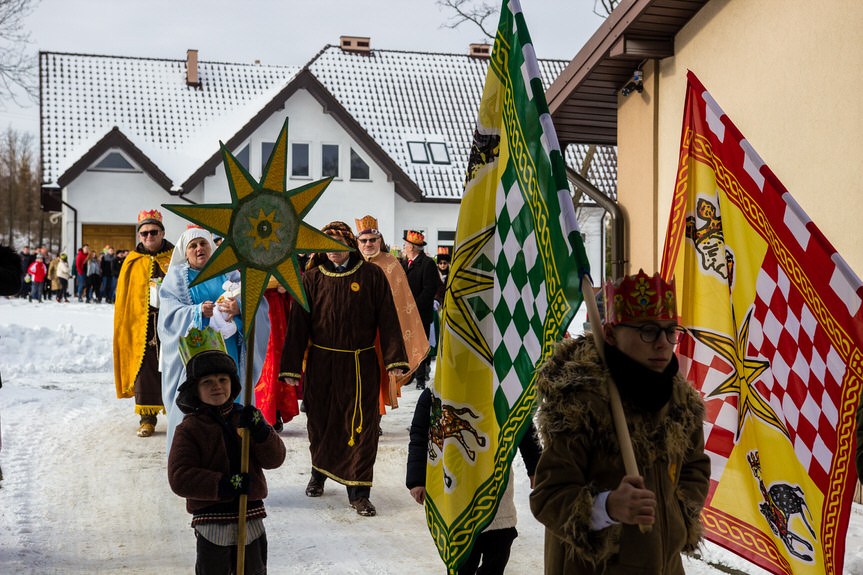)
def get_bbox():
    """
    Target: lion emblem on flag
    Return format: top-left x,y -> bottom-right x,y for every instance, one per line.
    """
685,196 -> 735,285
